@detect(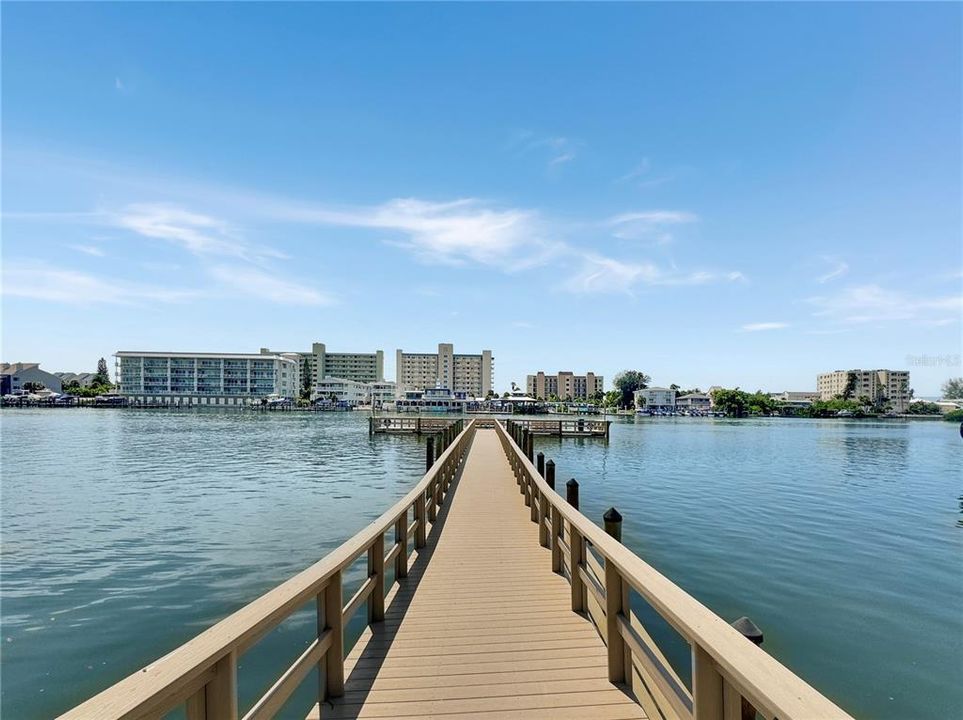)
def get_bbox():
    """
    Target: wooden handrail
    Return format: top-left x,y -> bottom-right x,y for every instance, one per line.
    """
495,419 -> 851,720
60,419 -> 475,720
